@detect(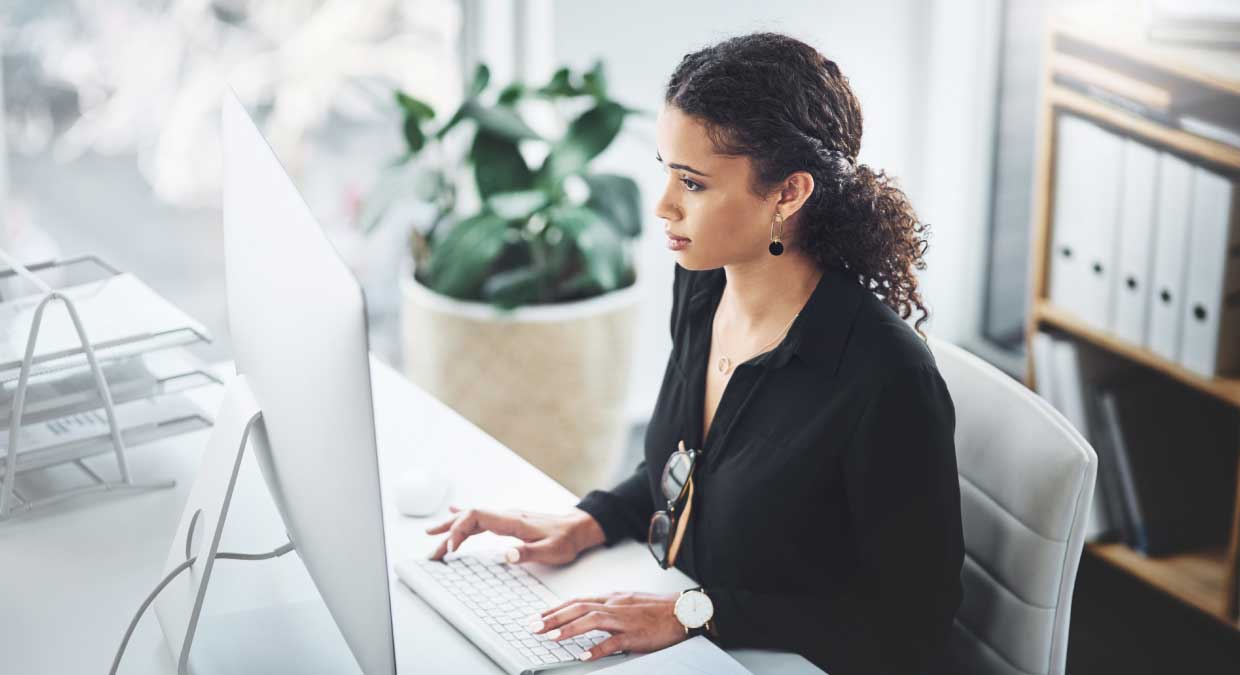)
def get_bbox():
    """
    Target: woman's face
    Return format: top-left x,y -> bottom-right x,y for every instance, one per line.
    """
654,105 -> 780,271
